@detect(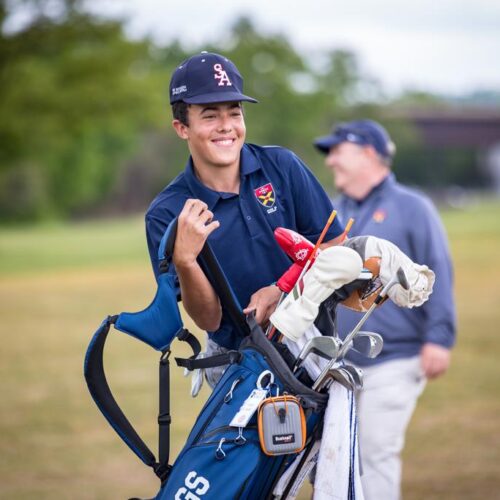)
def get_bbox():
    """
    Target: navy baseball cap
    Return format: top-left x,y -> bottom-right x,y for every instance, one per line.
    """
314,119 -> 395,159
169,51 -> 258,105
